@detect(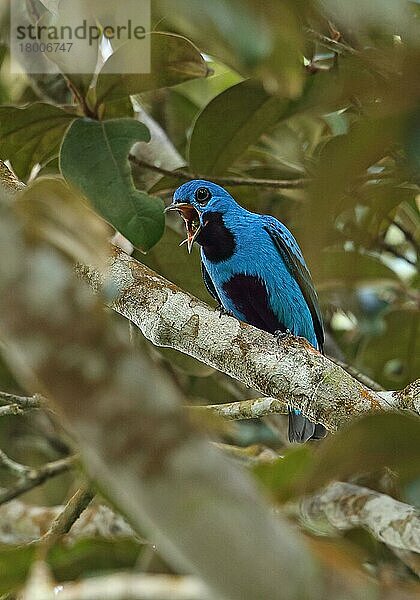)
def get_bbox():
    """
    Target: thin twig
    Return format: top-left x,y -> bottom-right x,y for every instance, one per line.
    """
213,442 -> 279,464
305,28 -> 358,56
0,449 -> 31,478
0,456 -> 76,506
41,486 -> 94,551
128,155 -> 309,189
0,404 -> 29,417
64,76 -> 97,119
